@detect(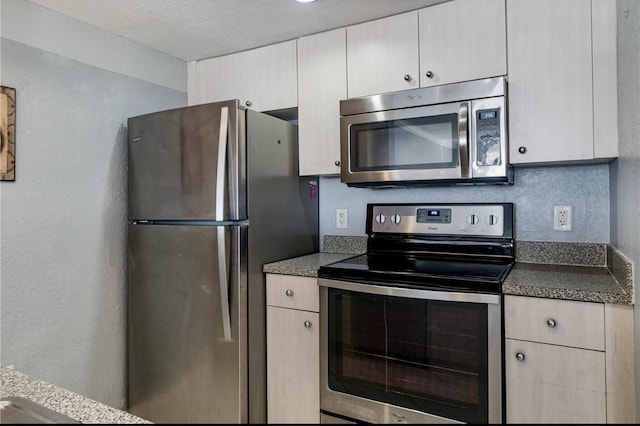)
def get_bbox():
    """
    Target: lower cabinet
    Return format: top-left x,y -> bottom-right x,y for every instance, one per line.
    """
266,274 -> 319,424
504,295 -> 636,424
